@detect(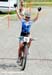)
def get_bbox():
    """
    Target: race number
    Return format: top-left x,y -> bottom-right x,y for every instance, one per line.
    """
23,37 -> 30,43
